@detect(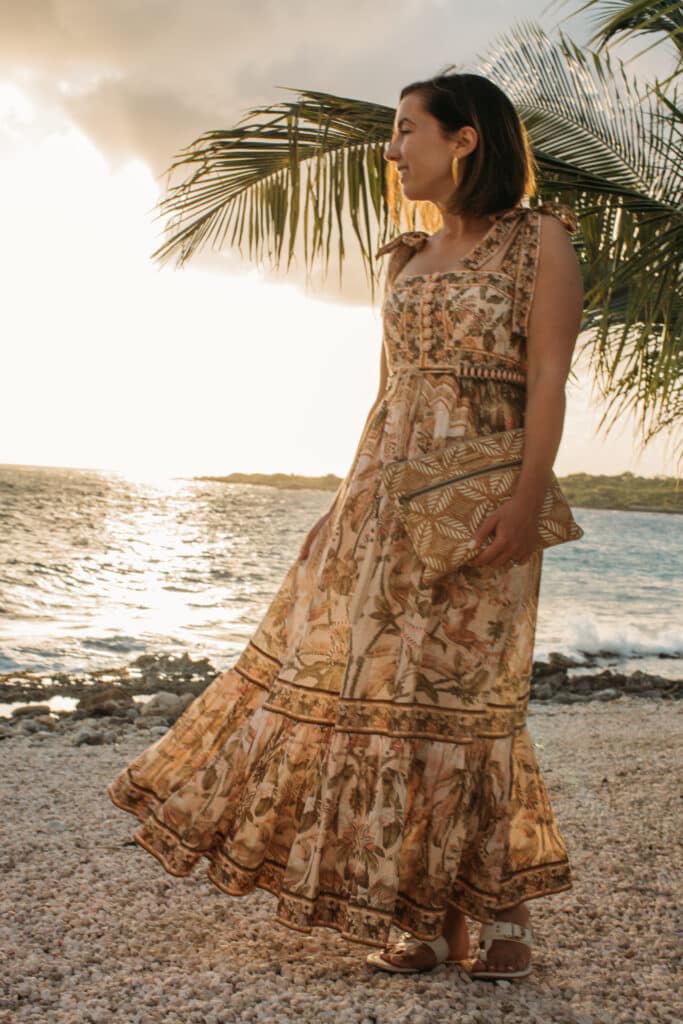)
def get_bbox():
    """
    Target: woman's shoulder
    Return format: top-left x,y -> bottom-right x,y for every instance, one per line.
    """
528,201 -> 578,235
